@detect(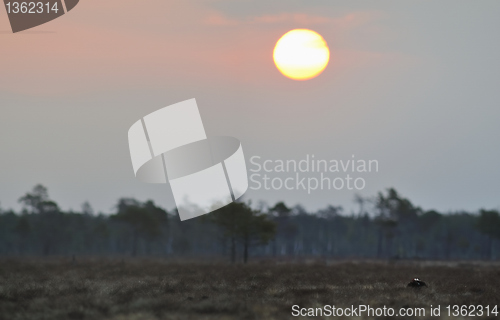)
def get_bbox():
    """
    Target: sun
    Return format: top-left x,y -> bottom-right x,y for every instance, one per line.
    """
273,29 -> 330,81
